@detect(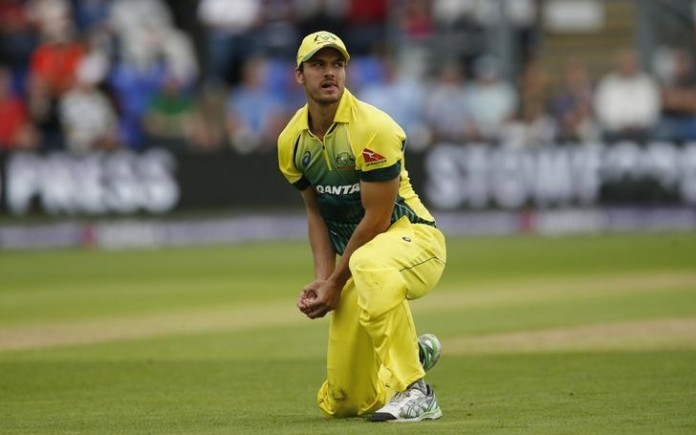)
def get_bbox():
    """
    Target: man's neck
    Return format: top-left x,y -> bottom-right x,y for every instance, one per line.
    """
307,100 -> 339,141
